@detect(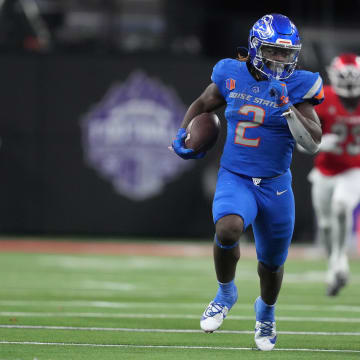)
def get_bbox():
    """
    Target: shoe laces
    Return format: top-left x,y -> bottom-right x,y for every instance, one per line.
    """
205,302 -> 225,317
258,321 -> 274,337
